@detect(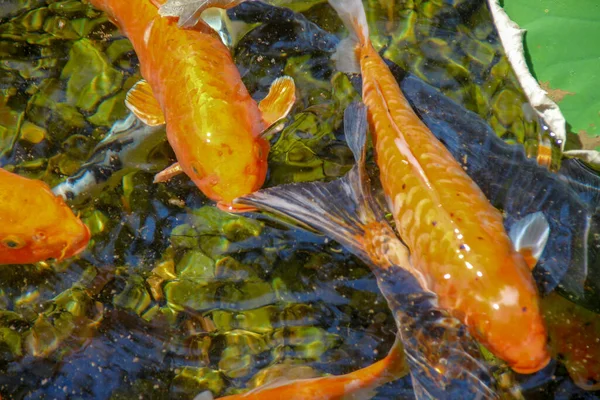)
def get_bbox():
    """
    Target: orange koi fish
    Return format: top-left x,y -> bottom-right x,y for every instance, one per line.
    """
194,335 -> 406,400
239,104 -> 500,398
0,168 -> 90,264
240,0 -> 551,374
542,292 -> 600,391
326,0 -> 551,374
86,0 -> 296,211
